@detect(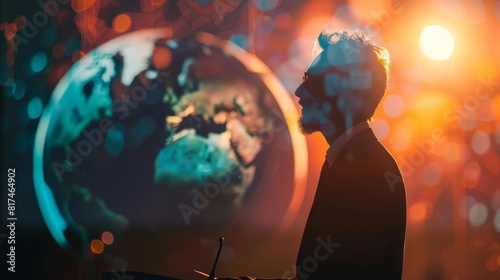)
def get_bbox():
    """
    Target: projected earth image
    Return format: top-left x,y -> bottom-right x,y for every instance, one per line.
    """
33,29 -> 305,255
